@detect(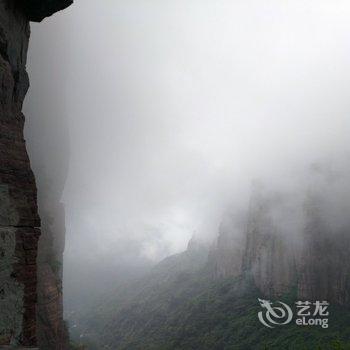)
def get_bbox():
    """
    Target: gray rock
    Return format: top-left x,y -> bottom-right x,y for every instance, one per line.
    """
17,0 -> 73,22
